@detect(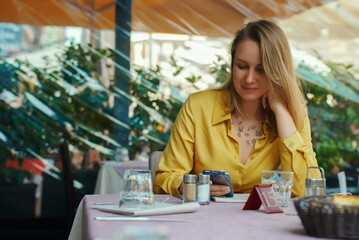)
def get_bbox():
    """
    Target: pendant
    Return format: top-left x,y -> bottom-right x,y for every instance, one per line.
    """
256,130 -> 263,136
248,139 -> 256,144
